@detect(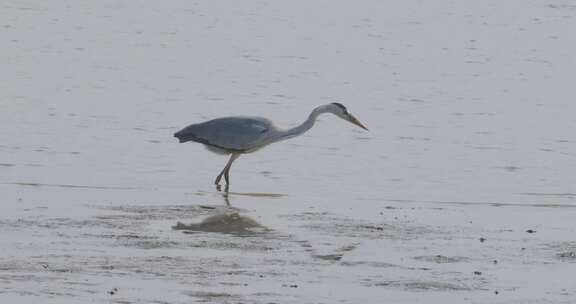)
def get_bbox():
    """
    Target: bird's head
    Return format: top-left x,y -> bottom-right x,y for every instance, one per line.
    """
327,102 -> 369,131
